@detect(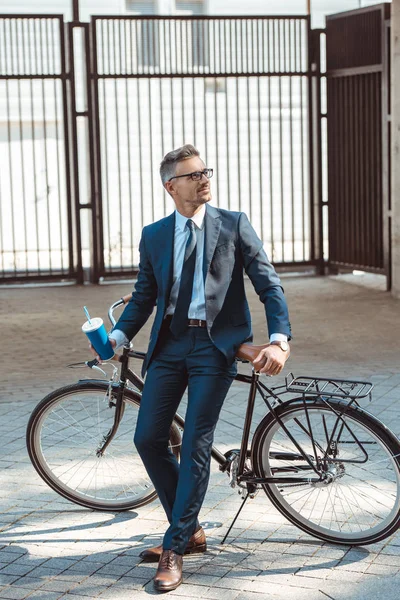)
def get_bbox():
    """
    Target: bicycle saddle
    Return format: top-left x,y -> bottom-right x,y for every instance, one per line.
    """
236,343 -> 271,363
